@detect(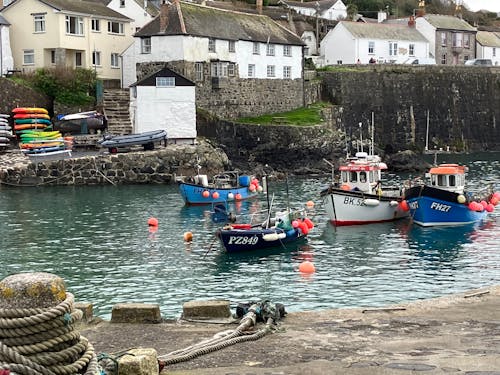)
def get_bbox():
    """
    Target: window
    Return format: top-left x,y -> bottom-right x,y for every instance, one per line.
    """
449,175 -> 456,187
464,33 -> 470,48
283,66 -> 291,79
283,45 -> 291,57
266,44 -> 275,56
441,32 -> 447,46
211,62 -> 228,77
452,32 -> 463,47
75,52 -> 82,67
389,42 -> 398,56
50,50 -> 55,64
409,44 -> 415,56
253,42 -> 260,55
464,55 -> 470,63
66,16 -> 84,35
108,21 -> 124,34
368,41 -> 375,54
228,40 -> 235,53
208,38 -> 216,52
141,37 -> 151,54
91,19 -> 100,32
494,48 -> 497,57
111,53 -> 119,68
441,53 -> 447,65
156,77 -> 175,87
228,63 -> 235,77
34,14 -> 45,33
120,0 -> 125,7
248,64 -> 255,78
23,49 -> 34,65
92,51 -> 101,66
266,65 -> 275,77
195,62 -> 204,81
